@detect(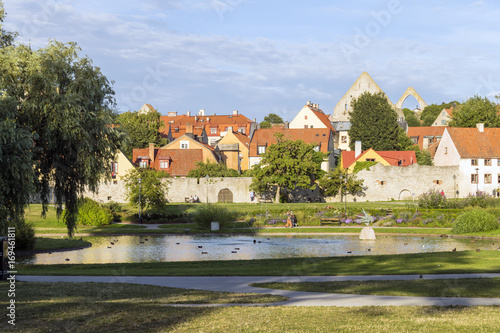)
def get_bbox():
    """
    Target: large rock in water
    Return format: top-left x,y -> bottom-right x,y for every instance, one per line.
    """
359,226 -> 376,240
